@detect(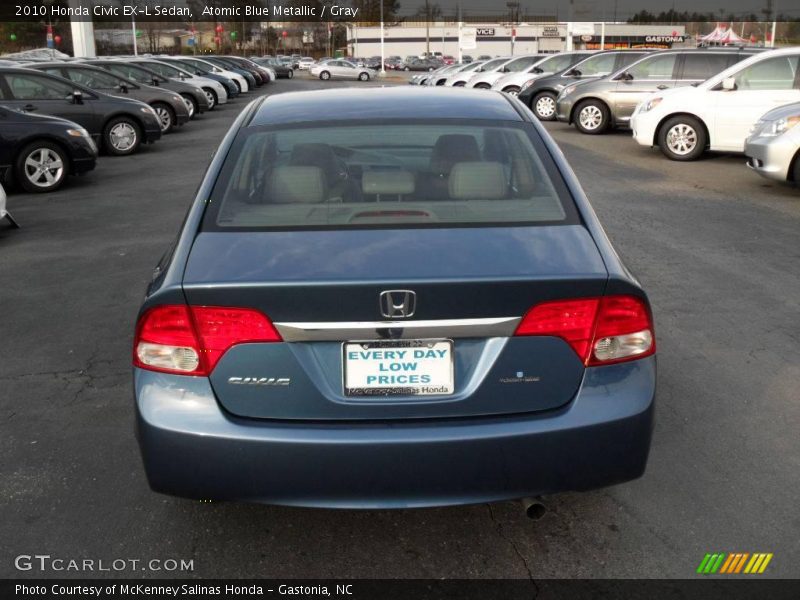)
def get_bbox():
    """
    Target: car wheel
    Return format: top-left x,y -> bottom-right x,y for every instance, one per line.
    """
151,102 -> 175,134
203,88 -> 217,110
658,116 -> 707,161
358,72 -> 370,81
15,141 -> 69,193
453,81 -> 465,87
533,92 -> 558,121
180,94 -> 197,119
792,151 -> 800,186
574,100 -> 610,134
103,116 -> 142,156
503,85 -> 521,96
320,71 -> 331,80
287,69 -> 294,79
